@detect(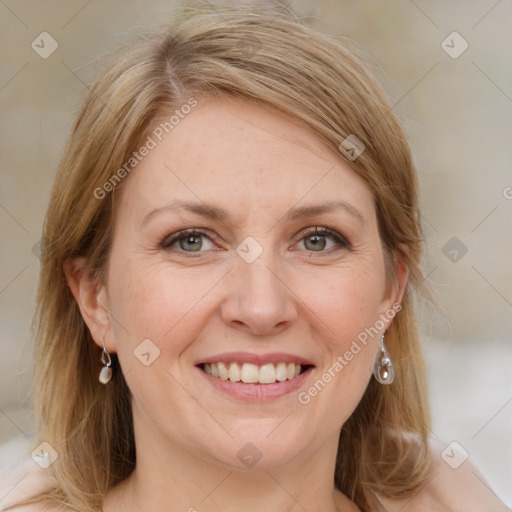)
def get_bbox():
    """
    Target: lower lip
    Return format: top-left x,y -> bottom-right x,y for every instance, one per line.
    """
196,366 -> 314,401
